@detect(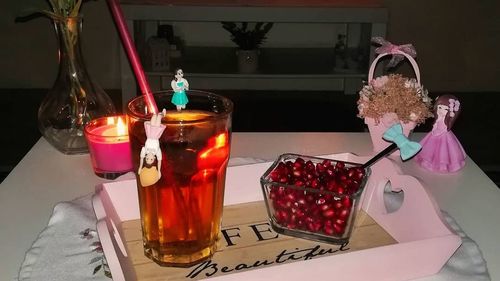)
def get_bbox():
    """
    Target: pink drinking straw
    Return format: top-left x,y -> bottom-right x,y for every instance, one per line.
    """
107,0 -> 159,114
